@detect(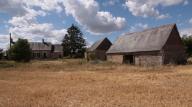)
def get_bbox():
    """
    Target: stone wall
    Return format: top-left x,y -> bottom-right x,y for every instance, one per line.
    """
135,55 -> 163,66
31,50 -> 52,59
107,53 -> 163,66
107,55 -> 123,63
